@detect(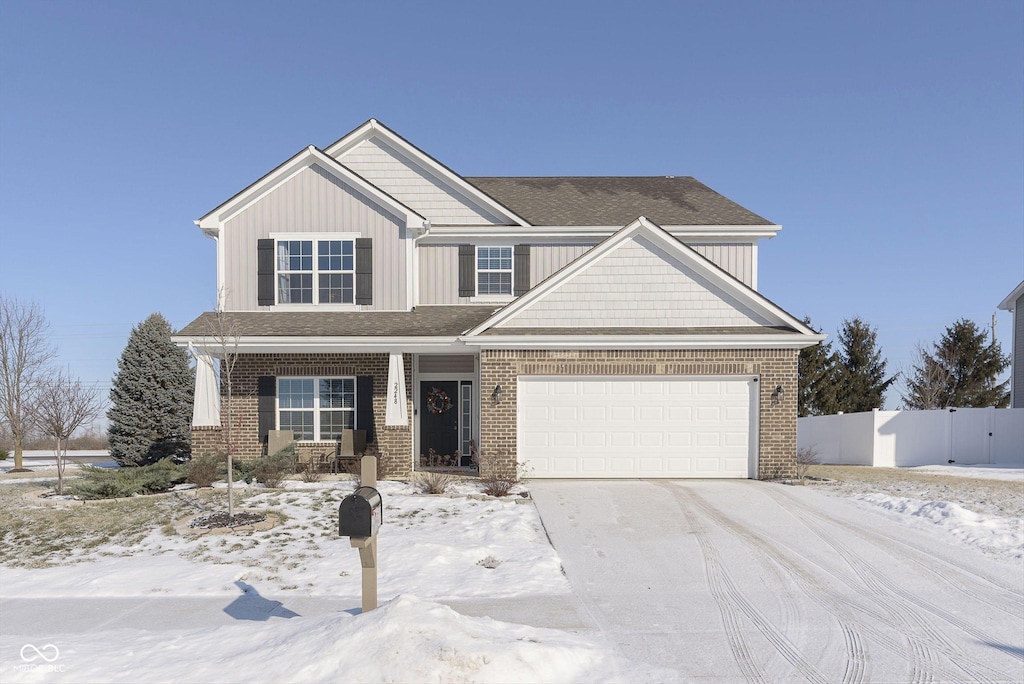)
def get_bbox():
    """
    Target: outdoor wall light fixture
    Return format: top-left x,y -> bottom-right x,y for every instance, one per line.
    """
492,385 -> 503,403
771,385 -> 784,405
